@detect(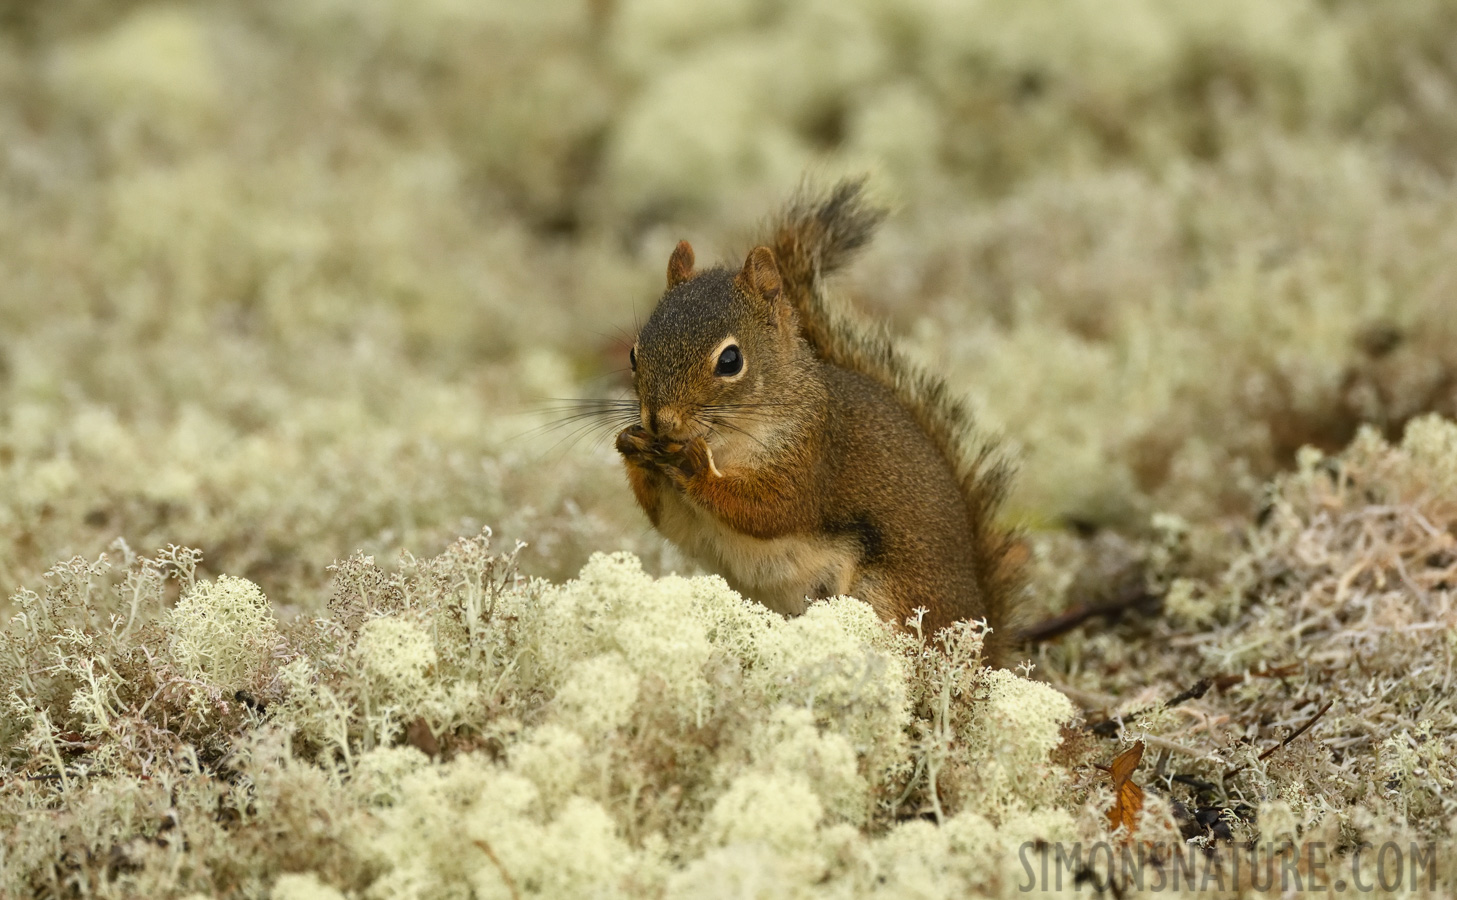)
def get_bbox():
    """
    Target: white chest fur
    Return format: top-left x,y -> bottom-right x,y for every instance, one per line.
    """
654,489 -> 859,616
